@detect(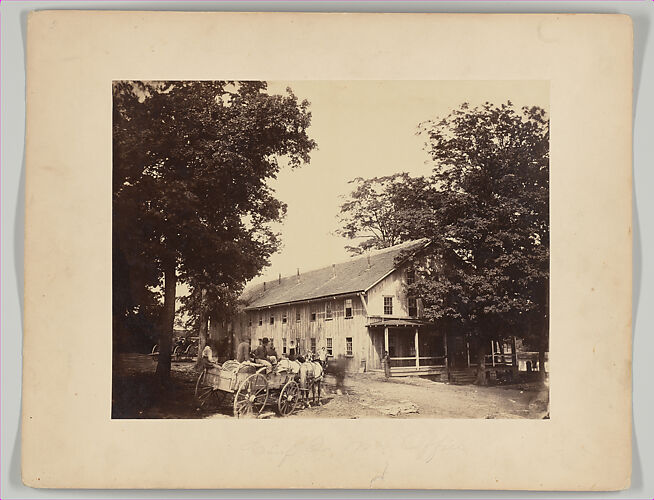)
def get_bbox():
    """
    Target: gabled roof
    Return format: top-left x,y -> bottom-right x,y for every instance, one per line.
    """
242,239 -> 428,310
